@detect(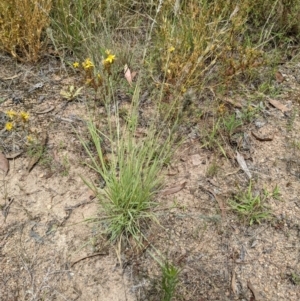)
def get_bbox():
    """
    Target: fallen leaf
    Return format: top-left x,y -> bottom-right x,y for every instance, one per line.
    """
161,181 -> 187,196
236,151 -> 251,179
0,152 -> 9,175
35,105 -> 55,114
251,131 -> 274,142
275,71 -> 284,83
247,280 -> 261,301
124,64 -> 133,86
200,185 -> 226,218
223,97 -> 243,108
231,269 -> 239,295
131,71 -> 137,80
6,151 -> 23,159
268,98 -> 290,113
